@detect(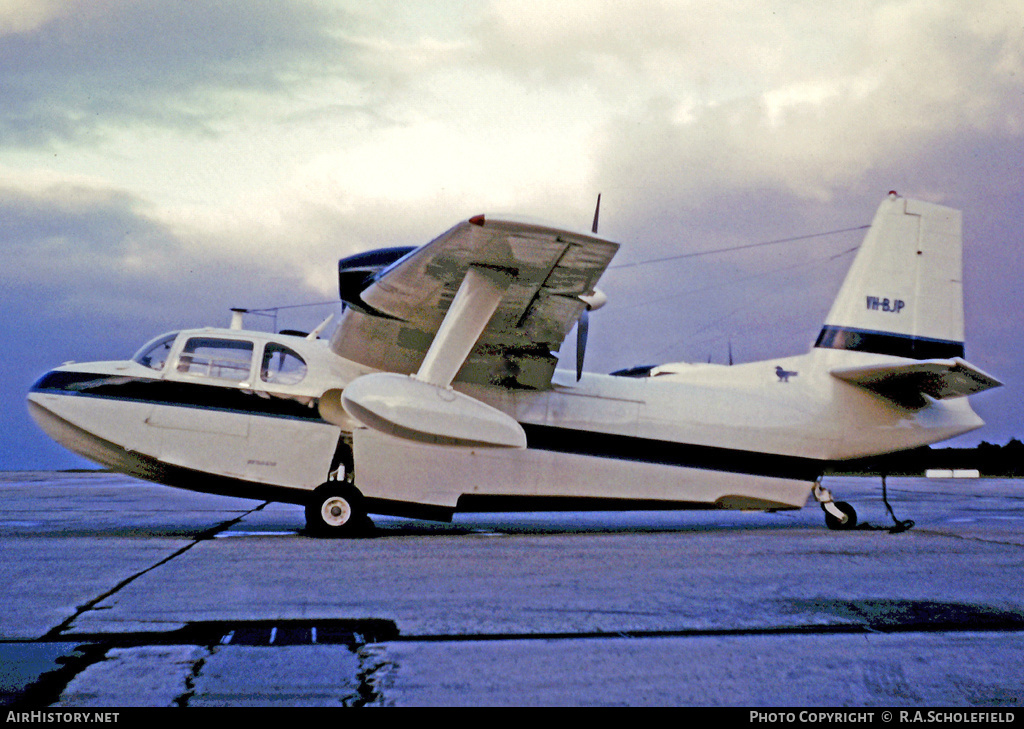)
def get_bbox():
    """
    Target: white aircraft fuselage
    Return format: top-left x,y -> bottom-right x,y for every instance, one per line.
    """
27,194 -> 1000,534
